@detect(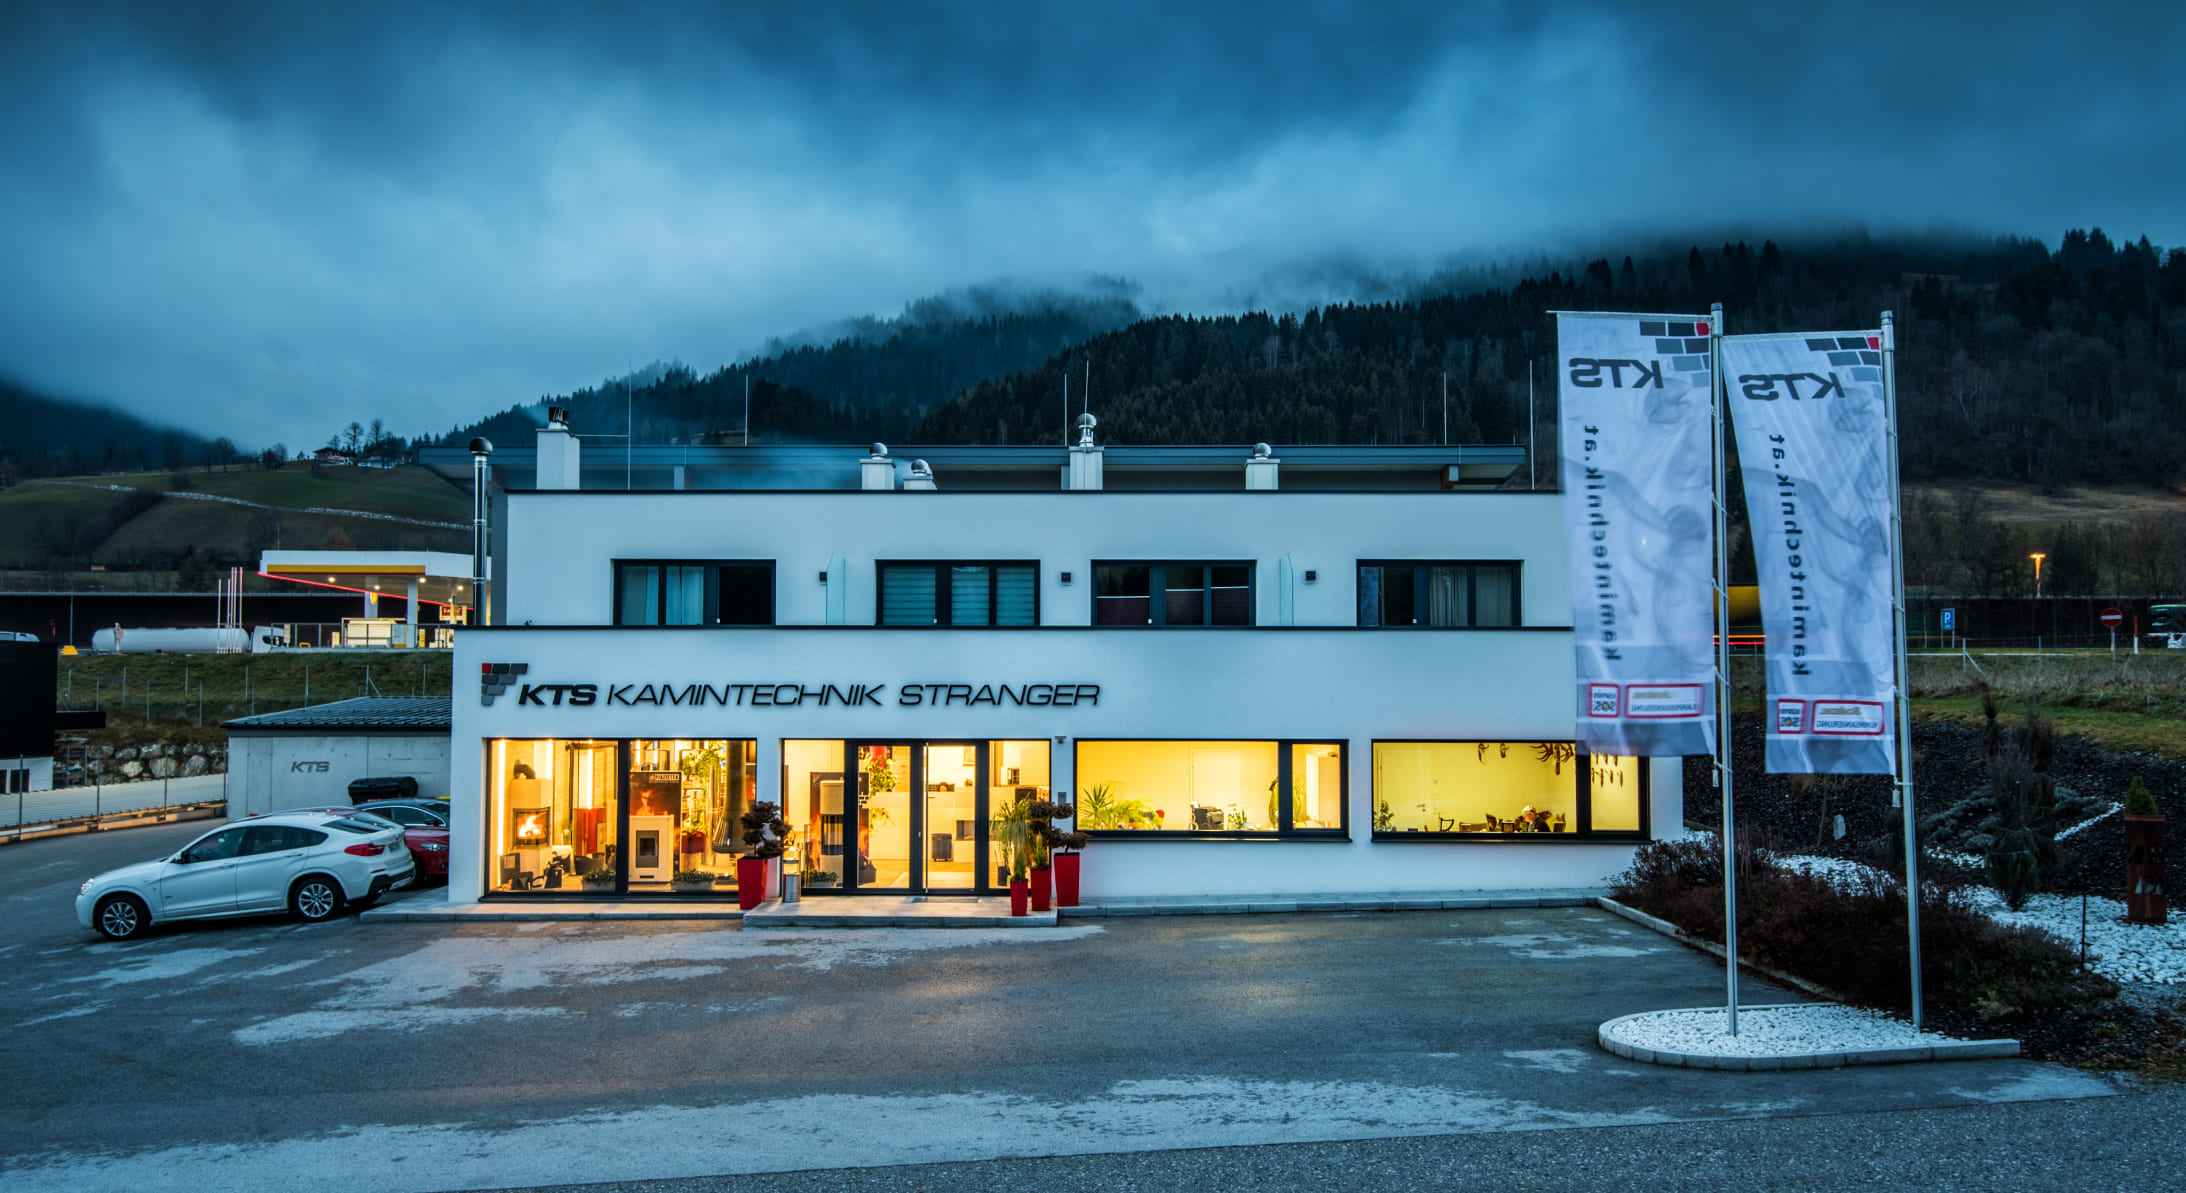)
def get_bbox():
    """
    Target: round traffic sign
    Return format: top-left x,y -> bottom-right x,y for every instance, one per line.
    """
2101,607 -> 2125,628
